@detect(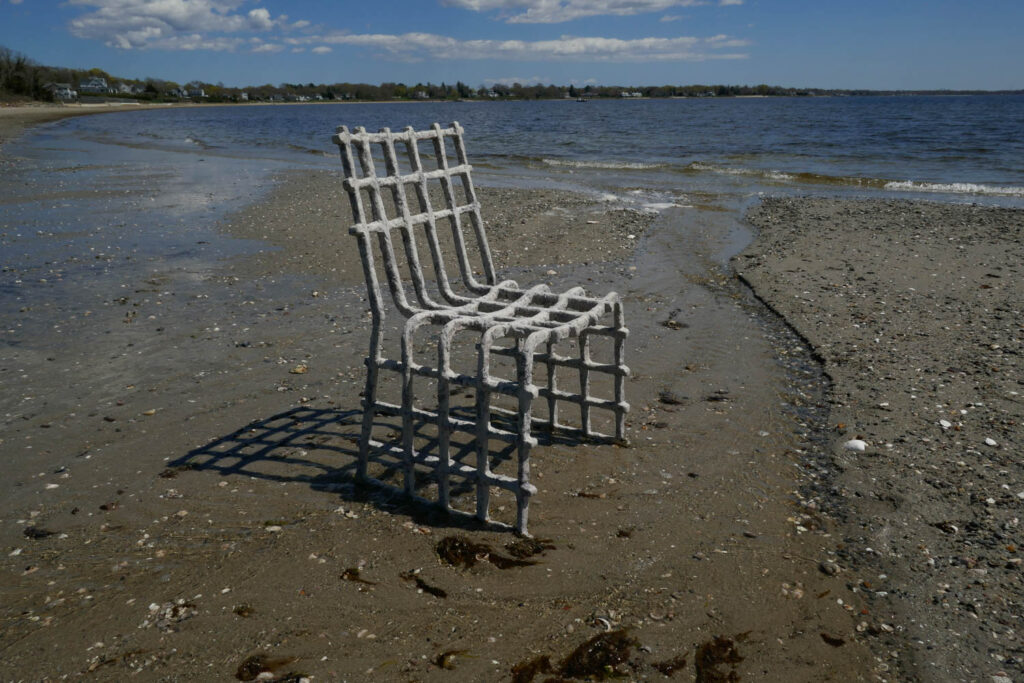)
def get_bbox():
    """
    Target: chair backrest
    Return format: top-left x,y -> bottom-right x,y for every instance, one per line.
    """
333,122 -> 497,317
